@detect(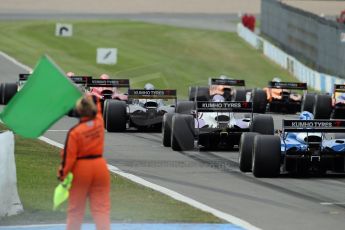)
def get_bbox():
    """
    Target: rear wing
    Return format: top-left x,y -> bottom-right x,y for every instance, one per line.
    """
19,73 -> 30,81
128,89 -> 177,99
70,76 -> 93,85
87,79 -> 130,88
334,84 -> 345,93
283,120 -> 345,133
268,81 -> 307,90
197,101 -> 252,113
209,78 -> 245,87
